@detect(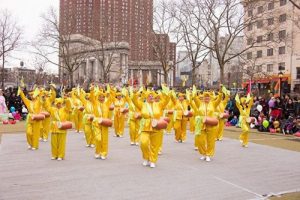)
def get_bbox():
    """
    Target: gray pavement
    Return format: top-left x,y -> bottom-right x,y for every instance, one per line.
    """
0,128 -> 300,200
